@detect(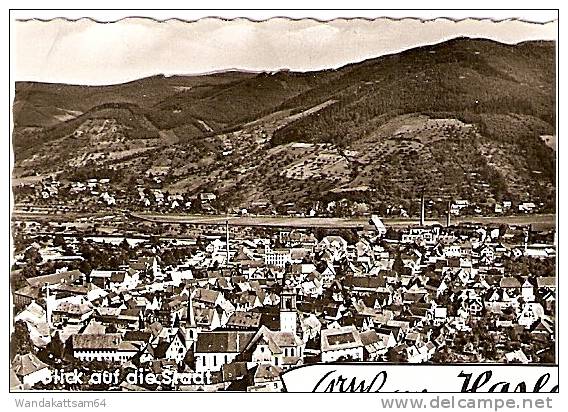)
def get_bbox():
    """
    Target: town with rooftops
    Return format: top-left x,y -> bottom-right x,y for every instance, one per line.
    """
10,190 -> 556,392
9,15 -> 558,393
